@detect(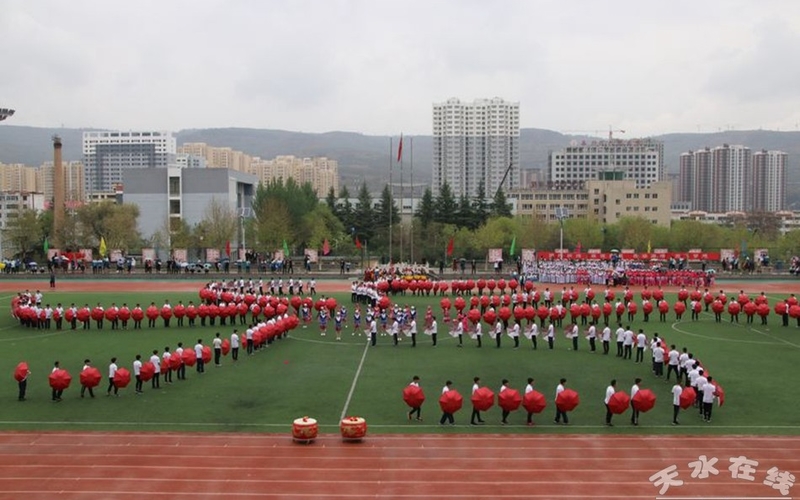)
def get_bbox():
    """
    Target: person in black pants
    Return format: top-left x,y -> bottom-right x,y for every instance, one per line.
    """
554,378 -> 569,424
604,379 -> 616,426
18,366 -> 30,401
195,339 -> 205,373
133,355 -> 143,394
470,377 -> 485,425
106,357 -> 119,396
499,379 -> 511,425
439,381 -> 455,425
51,361 -> 63,402
406,376 -> 422,421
